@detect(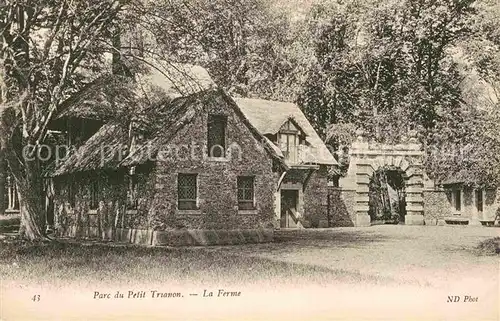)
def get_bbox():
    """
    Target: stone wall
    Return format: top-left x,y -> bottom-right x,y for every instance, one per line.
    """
463,187 -> 475,220
423,188 -> 450,225
424,186 -> 499,225
328,187 -> 356,227
303,166 -> 329,227
483,188 -> 499,221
